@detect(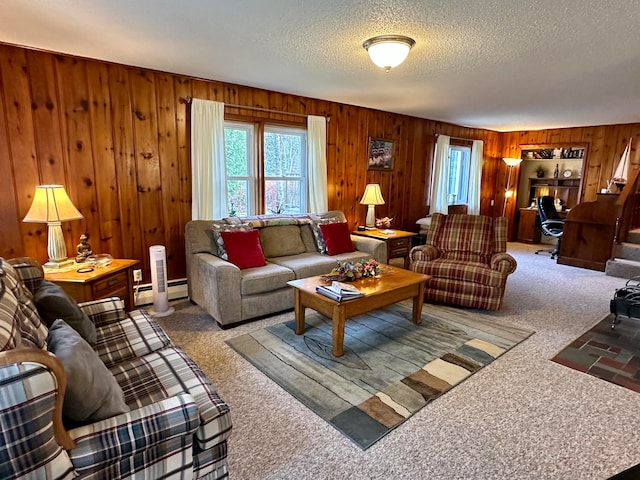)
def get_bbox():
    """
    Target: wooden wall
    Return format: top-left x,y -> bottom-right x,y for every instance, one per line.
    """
0,43 -> 505,281
501,125 -> 640,237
